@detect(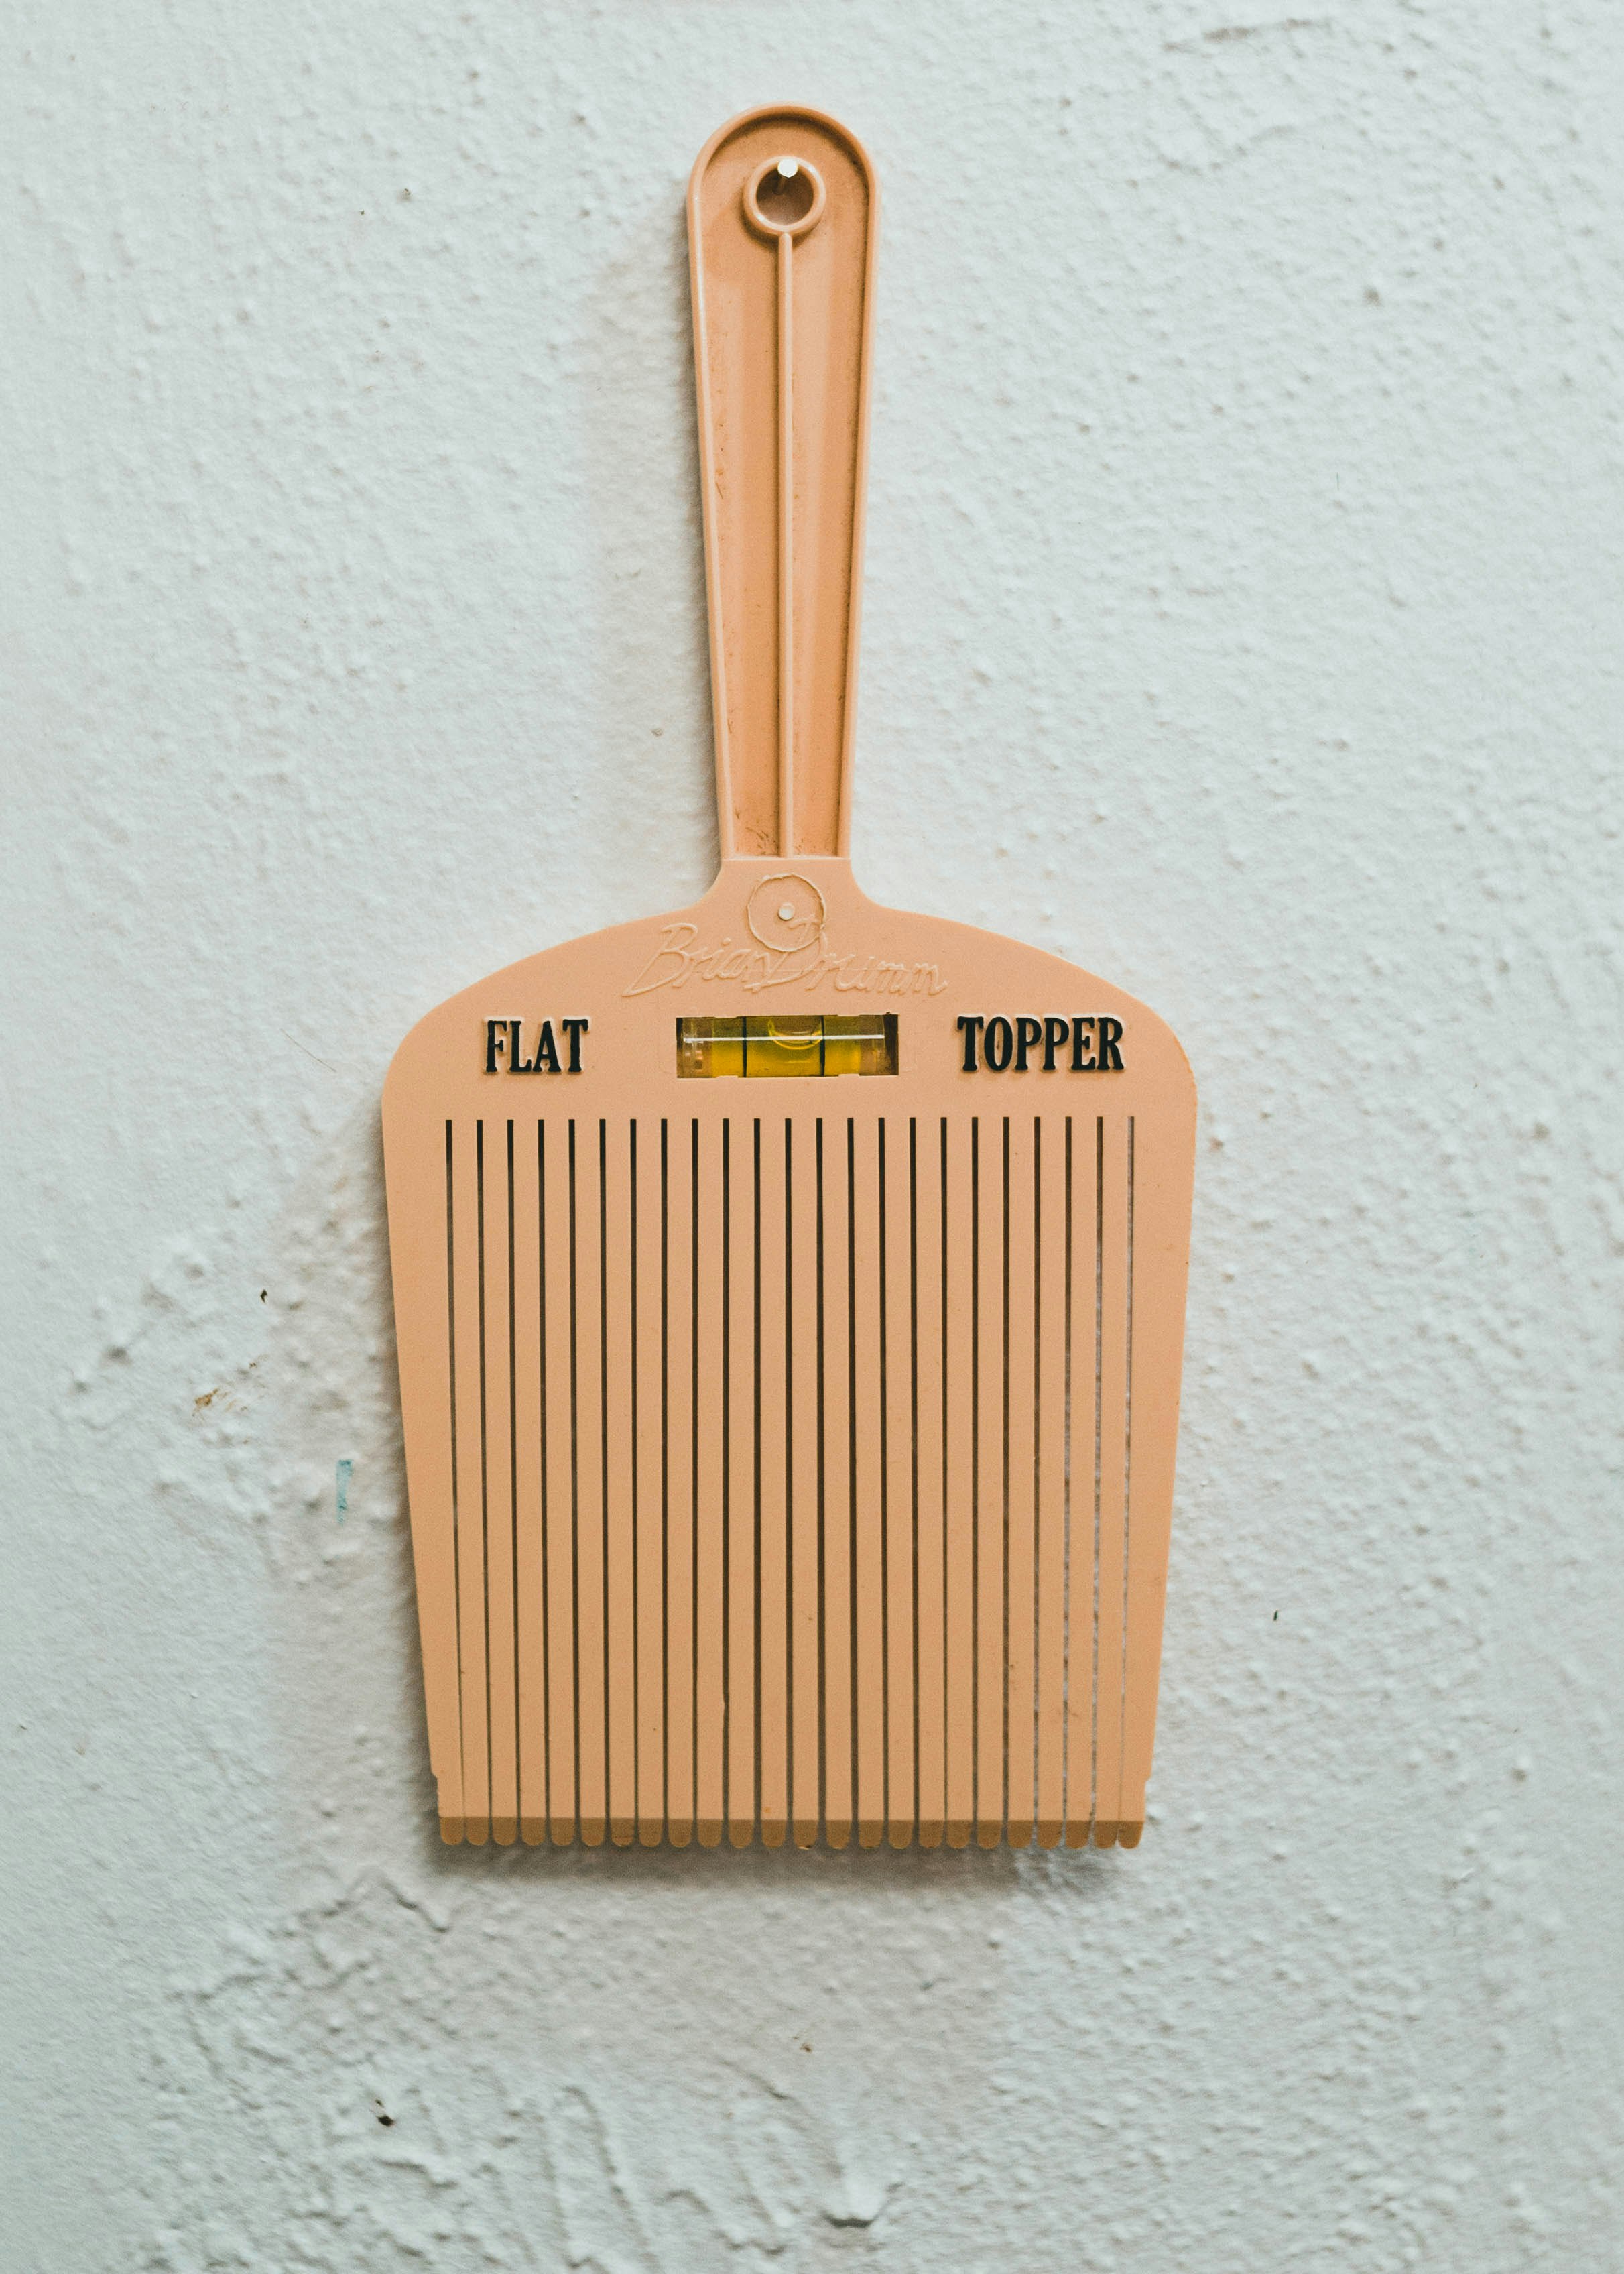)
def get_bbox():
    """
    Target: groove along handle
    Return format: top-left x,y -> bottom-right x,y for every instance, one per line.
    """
688,106 -> 878,861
